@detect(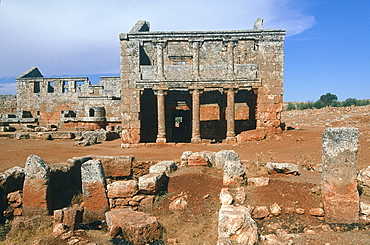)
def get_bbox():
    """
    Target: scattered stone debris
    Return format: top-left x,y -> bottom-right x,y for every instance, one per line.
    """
265,162 -> 299,175
248,177 -> 270,187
